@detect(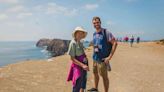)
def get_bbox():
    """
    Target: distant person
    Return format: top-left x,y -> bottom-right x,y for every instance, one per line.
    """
117,37 -> 122,42
130,35 -> 134,47
87,16 -> 117,92
116,38 -> 119,42
120,37 -> 122,42
67,27 -> 89,92
124,36 -> 129,42
137,37 -> 140,44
